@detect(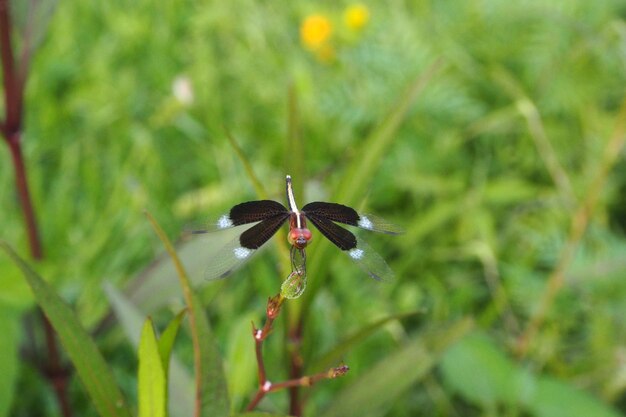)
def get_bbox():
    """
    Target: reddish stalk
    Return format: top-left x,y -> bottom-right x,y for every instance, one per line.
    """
288,320 -> 304,416
1,1 -> 71,415
246,291 -> 349,414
